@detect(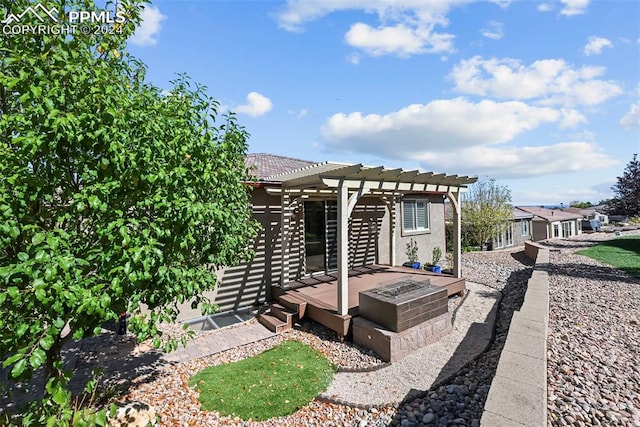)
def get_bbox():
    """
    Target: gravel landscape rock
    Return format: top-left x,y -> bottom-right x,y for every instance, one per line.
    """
546,231 -> 640,427
6,230 -> 638,426
115,248 -> 533,426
